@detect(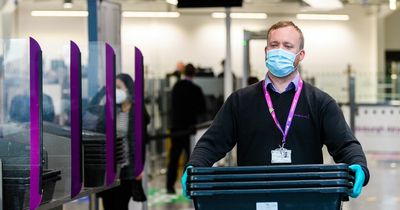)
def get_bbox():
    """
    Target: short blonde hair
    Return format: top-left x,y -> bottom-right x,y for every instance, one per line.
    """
267,21 -> 304,50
